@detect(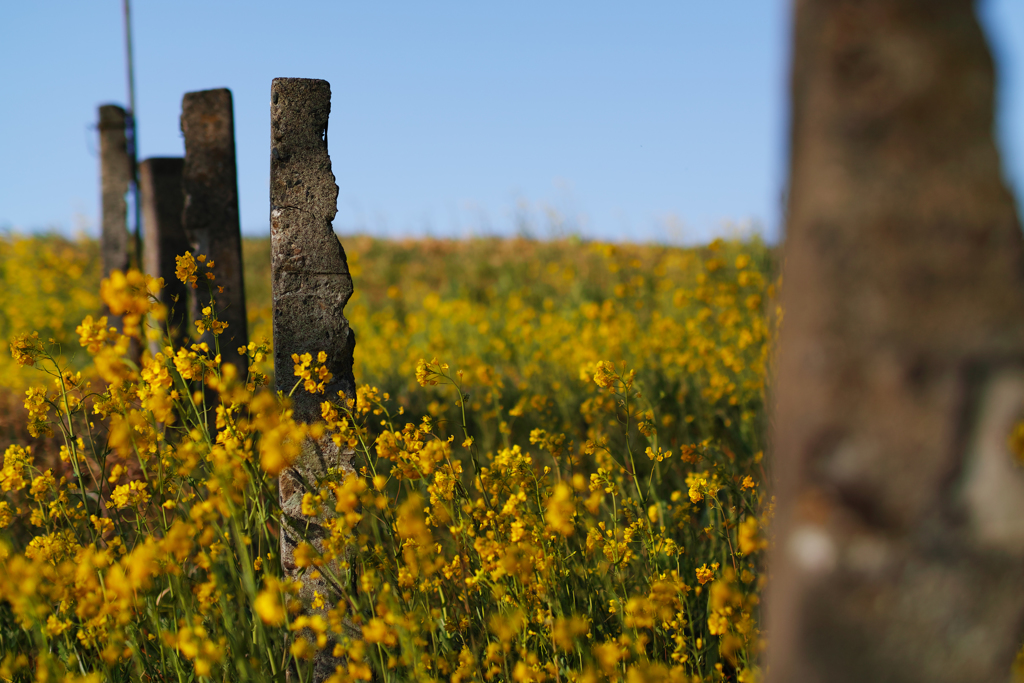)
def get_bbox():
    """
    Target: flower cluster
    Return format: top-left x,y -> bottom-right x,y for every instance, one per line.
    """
175,252 -> 216,290
293,351 -> 333,394
0,258 -> 312,681
0,236 -> 775,682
